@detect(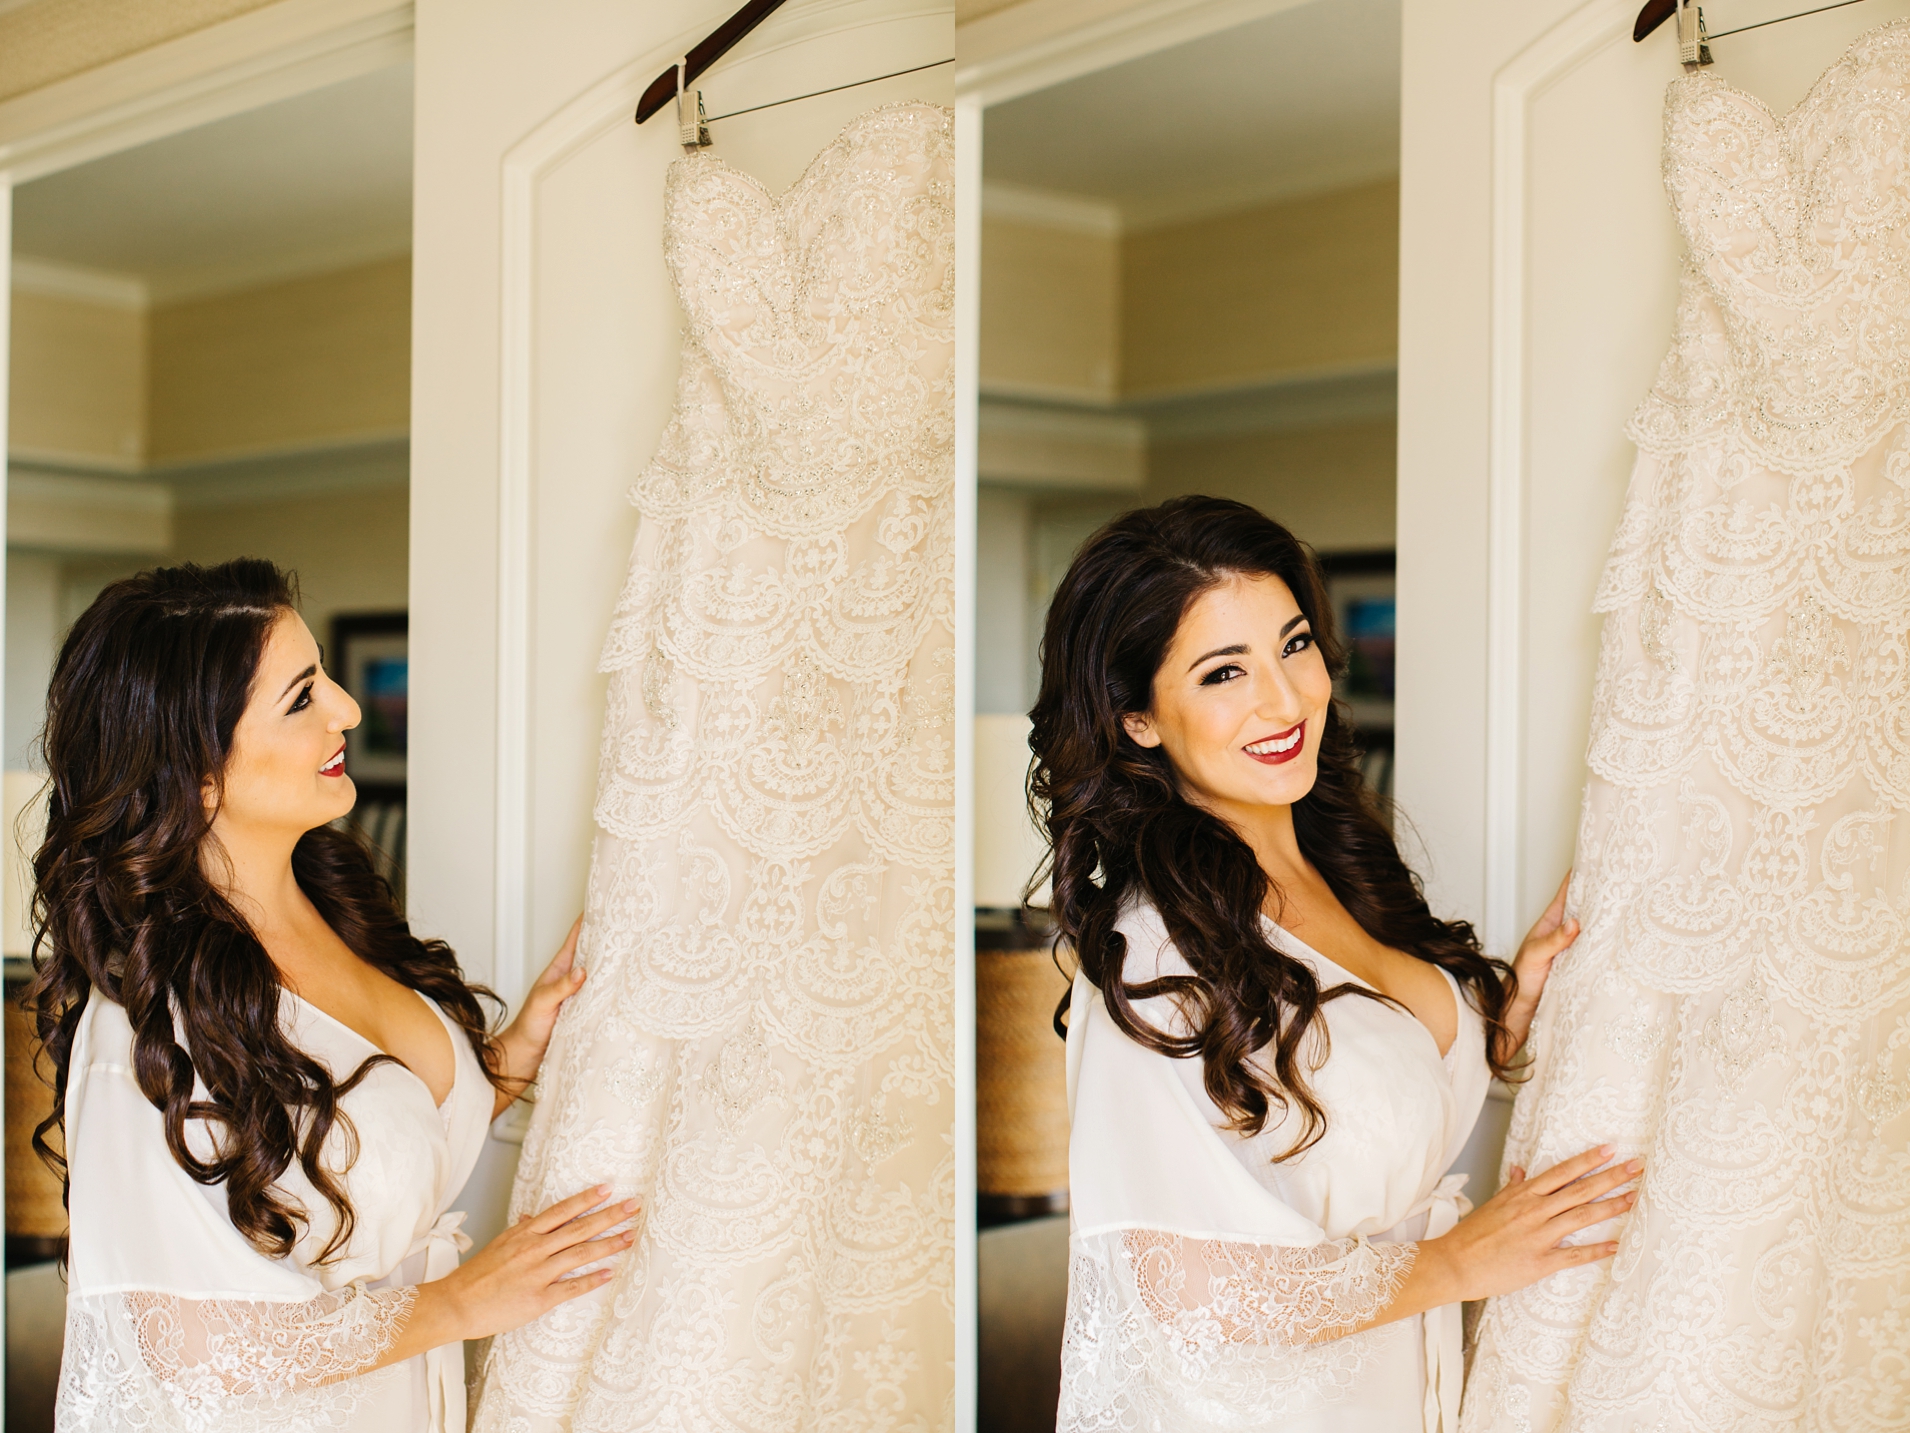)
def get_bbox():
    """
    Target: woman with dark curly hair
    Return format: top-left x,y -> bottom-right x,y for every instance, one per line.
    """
33,559 -> 631,1432
1039,498 -> 1637,1433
